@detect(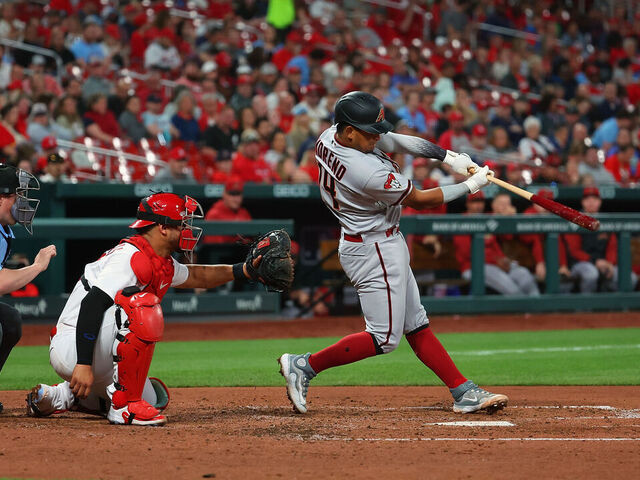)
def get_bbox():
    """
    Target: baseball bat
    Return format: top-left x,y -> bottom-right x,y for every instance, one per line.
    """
468,168 -> 600,231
